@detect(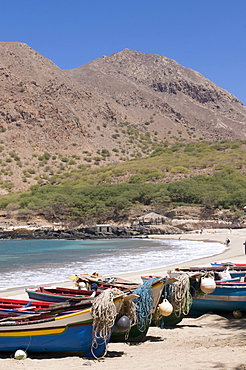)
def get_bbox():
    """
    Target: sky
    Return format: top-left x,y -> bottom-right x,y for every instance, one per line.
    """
1,0 -> 246,105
